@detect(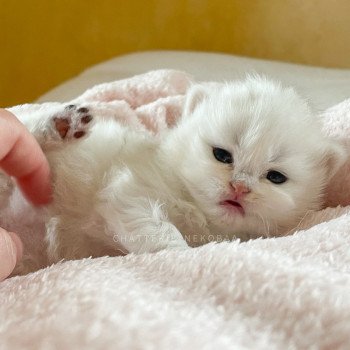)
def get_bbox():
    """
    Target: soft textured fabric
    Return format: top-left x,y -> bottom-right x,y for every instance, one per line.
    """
1,69 -> 350,350
1,216 -> 350,350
